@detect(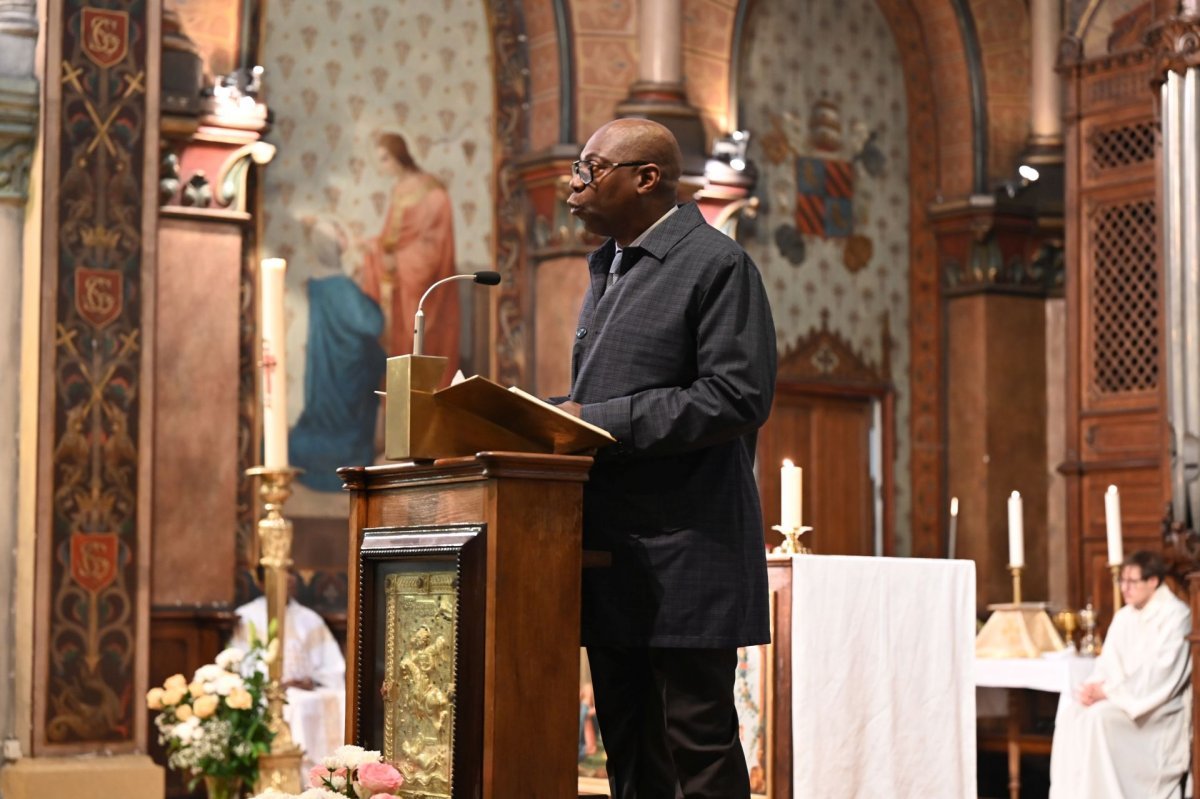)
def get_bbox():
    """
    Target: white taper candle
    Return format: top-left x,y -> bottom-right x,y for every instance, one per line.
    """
260,258 -> 288,469
1007,491 -> 1025,567
1105,485 -> 1123,566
